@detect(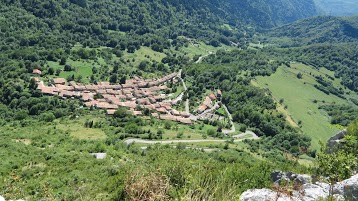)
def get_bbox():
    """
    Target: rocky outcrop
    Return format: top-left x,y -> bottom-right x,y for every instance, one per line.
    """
271,171 -> 312,185
327,129 -> 347,153
334,174 -> 358,200
0,195 -> 25,201
240,173 -> 358,201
